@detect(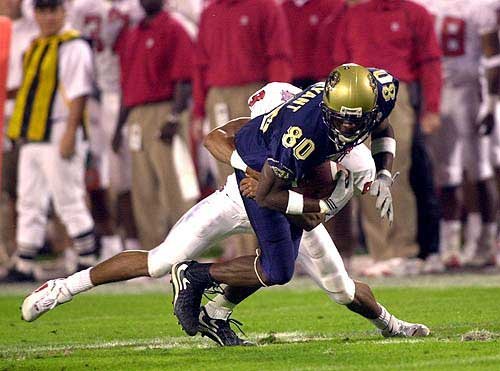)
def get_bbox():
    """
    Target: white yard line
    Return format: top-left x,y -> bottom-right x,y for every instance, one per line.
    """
3,331 -> 496,359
